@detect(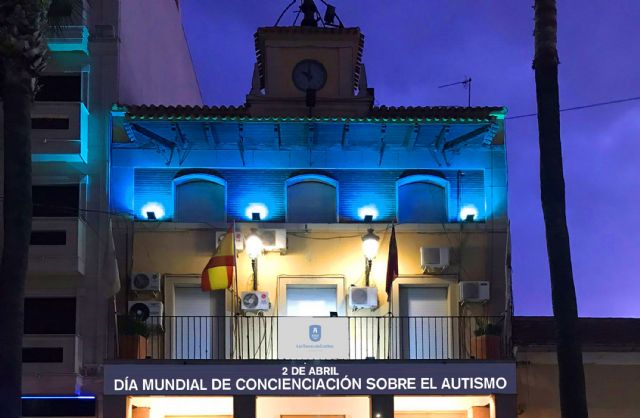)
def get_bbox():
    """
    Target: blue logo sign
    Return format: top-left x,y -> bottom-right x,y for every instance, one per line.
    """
309,325 -> 322,342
